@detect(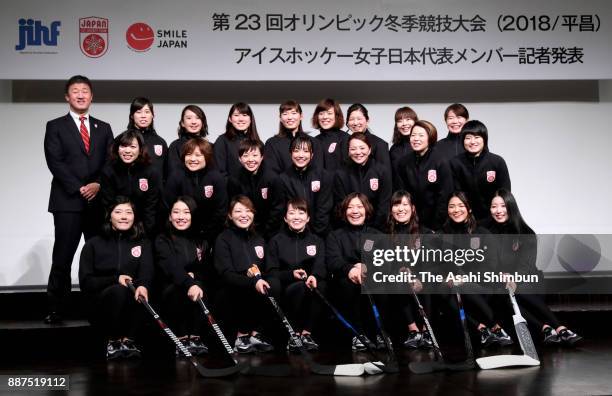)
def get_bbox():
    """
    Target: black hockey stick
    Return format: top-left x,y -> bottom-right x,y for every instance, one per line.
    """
252,269 -> 364,376
309,284 -> 397,374
361,283 -> 400,373
127,282 -> 242,378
